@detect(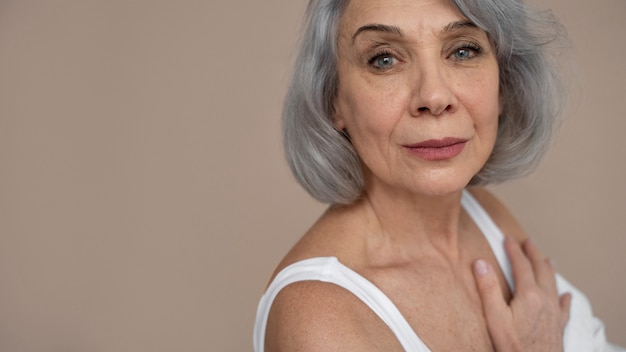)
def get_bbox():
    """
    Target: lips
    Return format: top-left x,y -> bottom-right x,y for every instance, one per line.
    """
404,137 -> 468,161
405,137 -> 467,148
